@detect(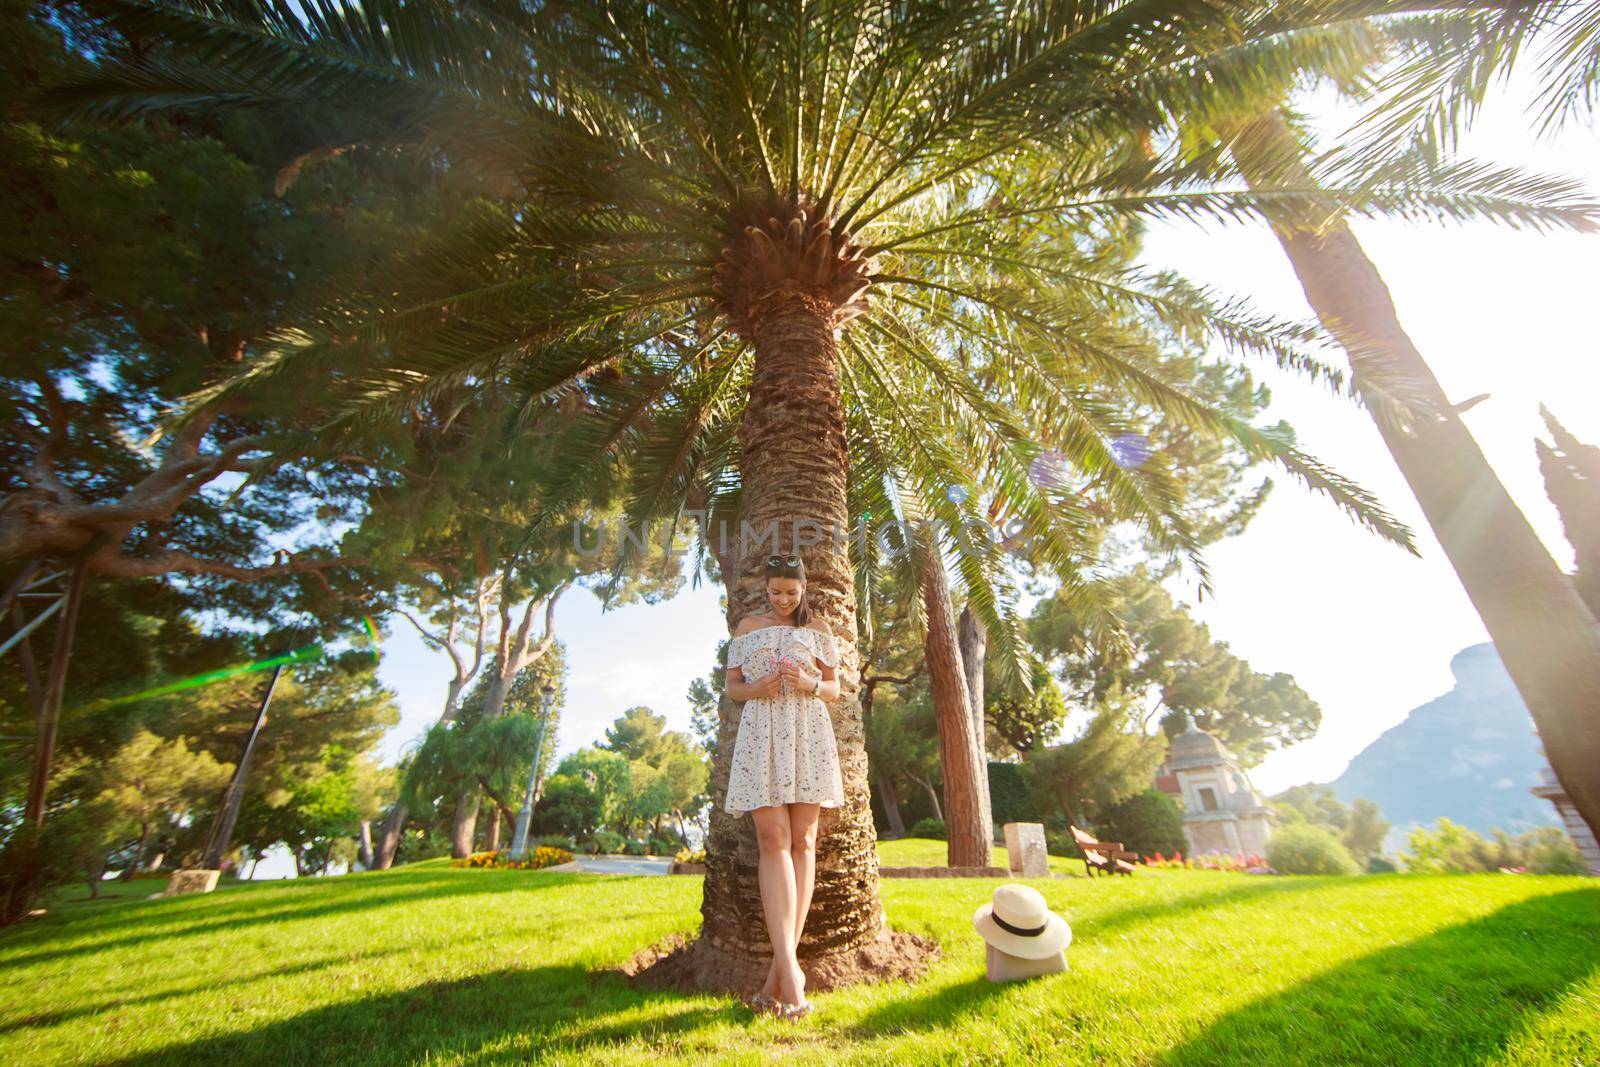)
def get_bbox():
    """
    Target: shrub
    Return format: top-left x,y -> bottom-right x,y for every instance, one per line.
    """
1367,855 -> 1398,874
528,775 -> 603,840
910,817 -> 947,840
1,803 -> 118,922
674,847 -> 707,864
1525,828 -> 1589,875
589,830 -> 625,855
1267,824 -> 1360,875
396,827 -> 454,864
530,835 -> 576,852
623,838 -> 649,856
1043,828 -> 1077,857
1096,788 -> 1187,858
987,762 -> 1034,823
1402,819 -> 1590,875
647,837 -> 678,856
